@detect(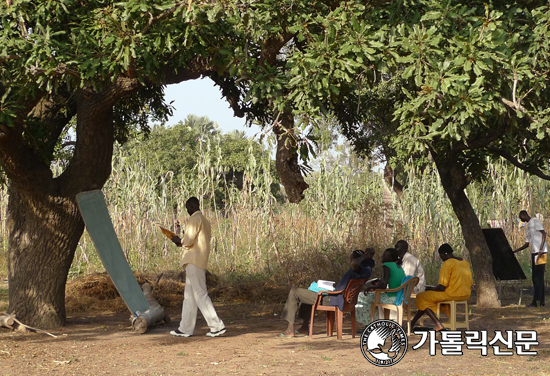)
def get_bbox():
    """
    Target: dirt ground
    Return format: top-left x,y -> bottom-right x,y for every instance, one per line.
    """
1,276 -> 550,376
